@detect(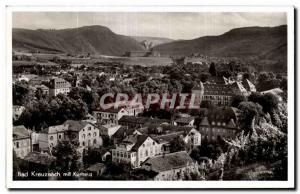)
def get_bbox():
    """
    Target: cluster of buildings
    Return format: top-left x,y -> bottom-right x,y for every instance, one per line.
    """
192,76 -> 257,107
